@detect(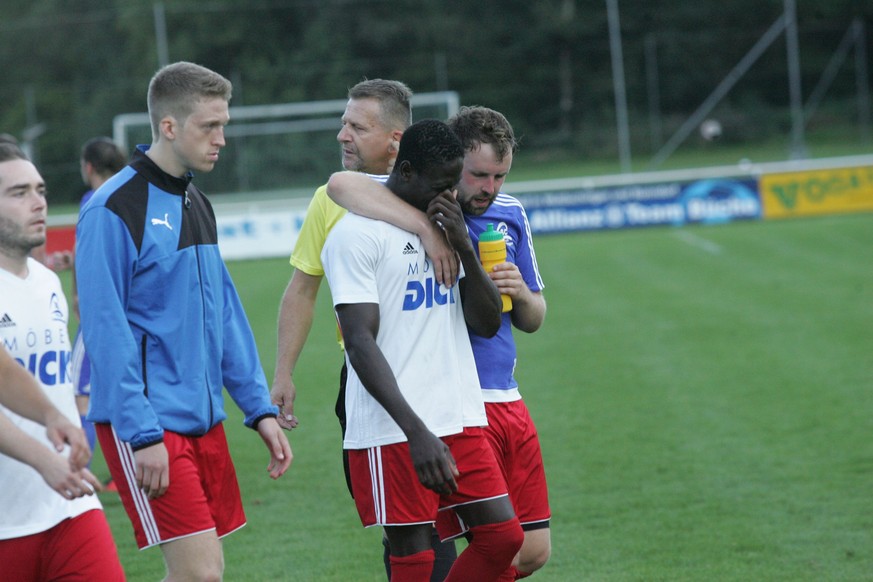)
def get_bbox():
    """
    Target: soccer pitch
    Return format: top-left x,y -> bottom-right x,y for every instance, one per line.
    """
85,212 -> 872,581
